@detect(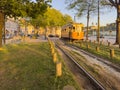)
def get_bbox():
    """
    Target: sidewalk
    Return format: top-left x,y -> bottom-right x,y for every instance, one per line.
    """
24,36 -> 47,43
3,35 -> 48,45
